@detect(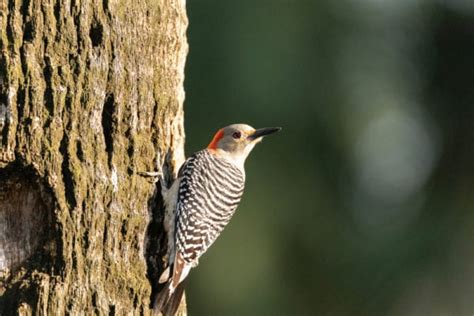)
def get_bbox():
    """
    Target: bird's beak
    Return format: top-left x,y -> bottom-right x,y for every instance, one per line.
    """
248,127 -> 282,140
